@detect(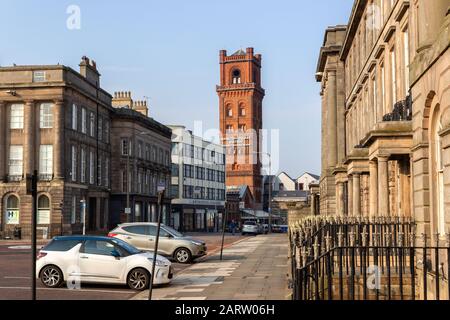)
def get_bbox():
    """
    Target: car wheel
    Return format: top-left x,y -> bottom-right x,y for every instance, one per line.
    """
127,268 -> 149,291
40,265 -> 63,288
174,247 -> 192,264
